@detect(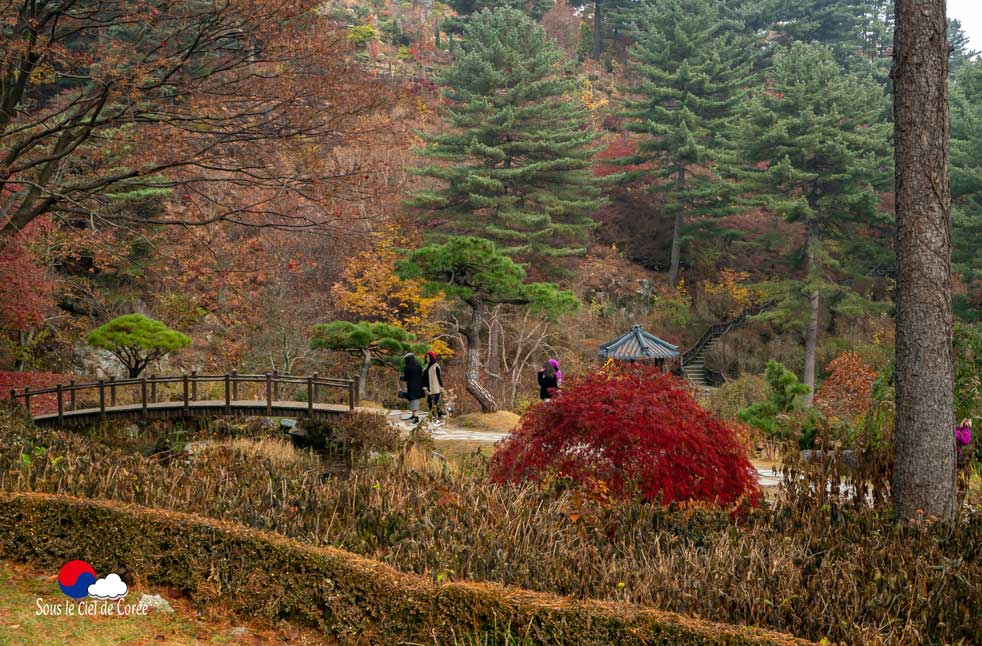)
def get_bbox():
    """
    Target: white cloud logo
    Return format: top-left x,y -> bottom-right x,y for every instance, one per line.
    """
87,573 -> 128,600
